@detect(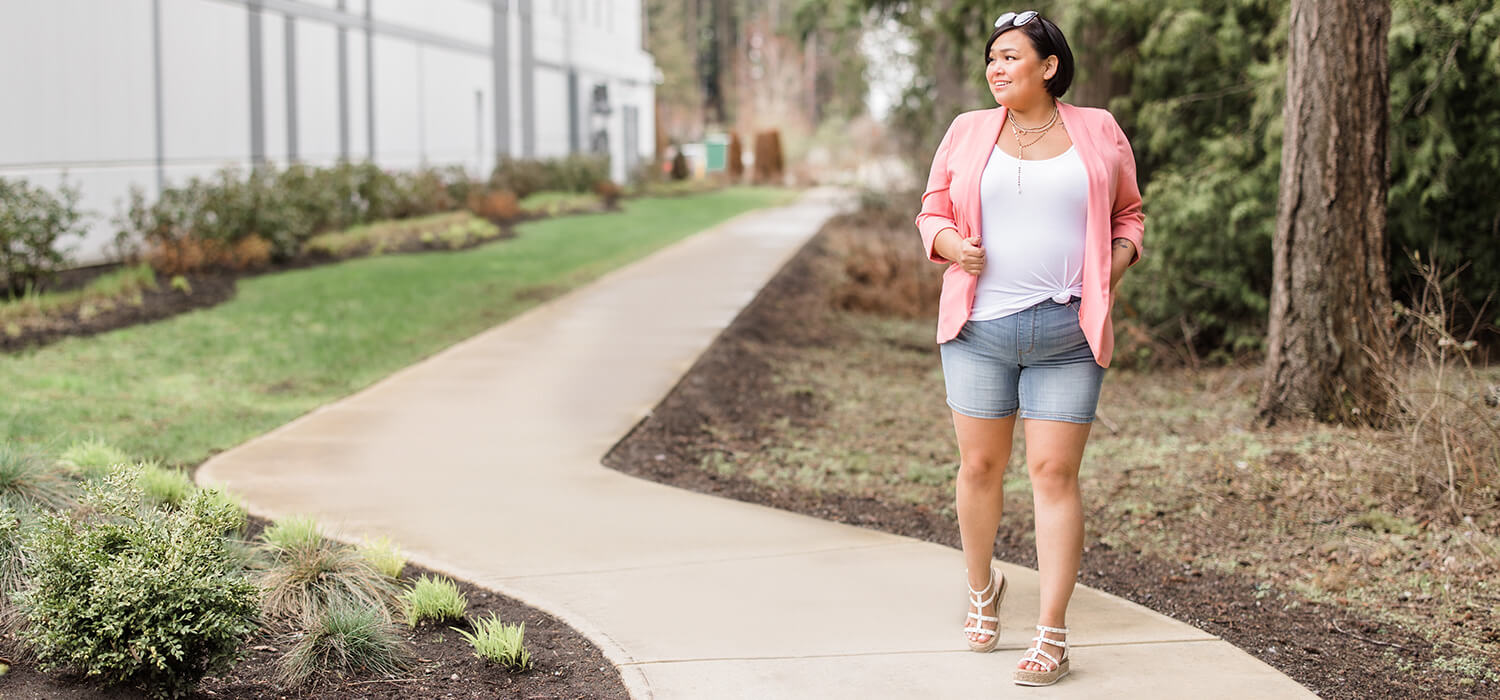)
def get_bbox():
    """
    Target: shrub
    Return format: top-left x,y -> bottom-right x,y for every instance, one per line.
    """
259,516 -> 399,623
594,179 -> 623,208
57,438 -> 130,481
136,461 -> 196,508
489,158 -> 552,200
455,614 -> 531,671
0,507 -> 33,660
358,536 -> 406,580
400,575 -> 467,627
275,603 -> 411,688
670,149 -> 690,181
0,447 -> 76,517
467,189 -> 522,221
0,177 -> 88,297
18,469 -> 258,698
228,234 -> 273,271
